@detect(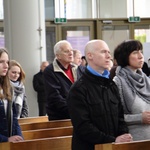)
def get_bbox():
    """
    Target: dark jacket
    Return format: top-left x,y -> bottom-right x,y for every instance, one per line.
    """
0,100 -> 23,142
33,70 -> 46,102
67,69 -> 128,150
142,62 -> 150,76
43,59 -> 85,120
